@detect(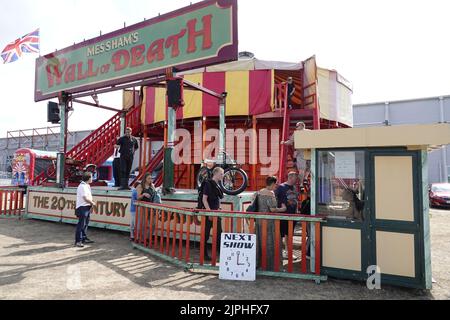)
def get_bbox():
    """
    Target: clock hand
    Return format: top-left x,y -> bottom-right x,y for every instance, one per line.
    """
237,252 -> 244,266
